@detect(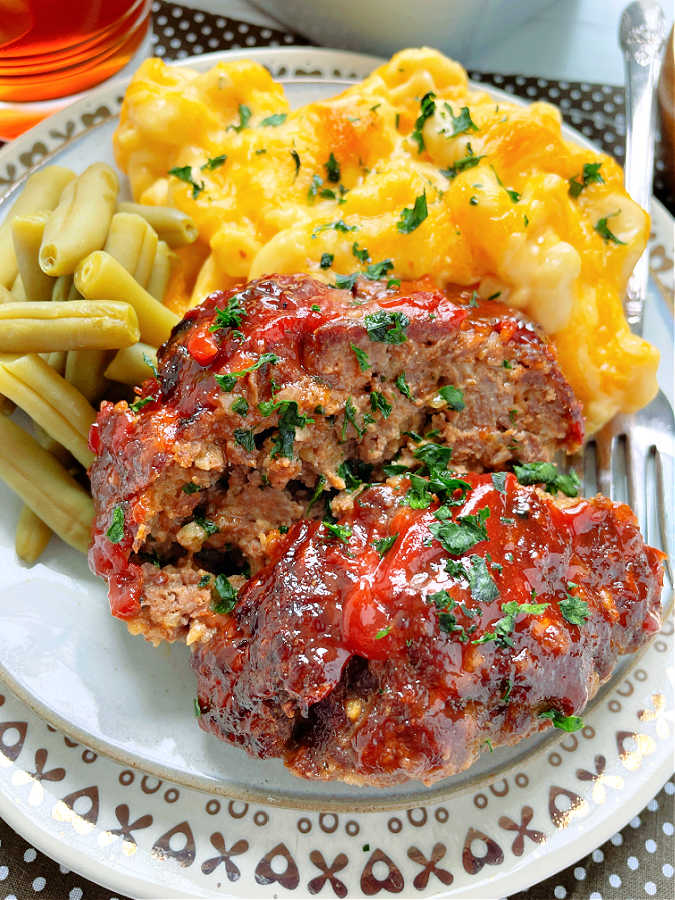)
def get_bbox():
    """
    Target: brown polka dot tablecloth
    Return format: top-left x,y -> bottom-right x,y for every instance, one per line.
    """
0,3 -> 673,898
